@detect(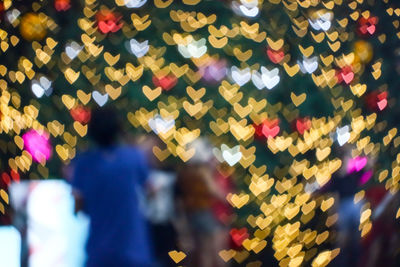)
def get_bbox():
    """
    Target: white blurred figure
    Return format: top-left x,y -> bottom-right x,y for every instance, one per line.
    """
9,181 -> 89,267
145,170 -> 176,224
0,226 -> 21,267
